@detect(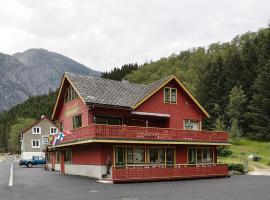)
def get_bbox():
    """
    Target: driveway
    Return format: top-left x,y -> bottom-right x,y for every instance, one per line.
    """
1,160 -> 270,200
